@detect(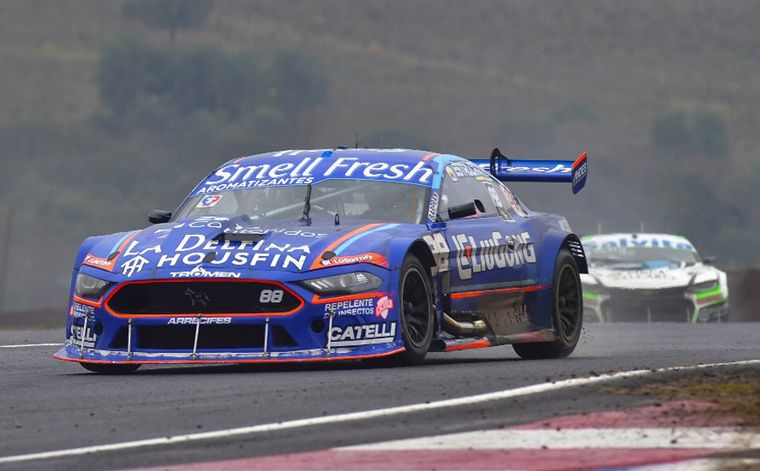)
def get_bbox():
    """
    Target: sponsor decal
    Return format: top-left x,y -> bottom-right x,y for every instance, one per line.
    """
573,160 -> 588,184
170,266 -> 241,278
608,269 -> 669,281
226,226 -> 327,238
70,302 -> 95,318
319,252 -> 389,268
118,234 -> 312,276
504,304 -> 529,324
166,216 -> 230,231
445,166 -> 459,182
324,298 -> 377,318
500,186 -> 529,218
558,218 -> 573,233
195,154 -> 434,194
478,162 -> 573,174
329,322 -> 397,347
452,231 -> 537,281
184,288 -> 211,307
69,322 -> 97,348
167,317 -> 232,325
196,194 -> 223,208
427,190 -> 440,222
485,182 -> 512,221
375,296 -> 394,320
446,161 -> 482,181
83,254 -> 116,271
584,237 -> 695,251
423,232 -> 450,274
121,255 -> 150,277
